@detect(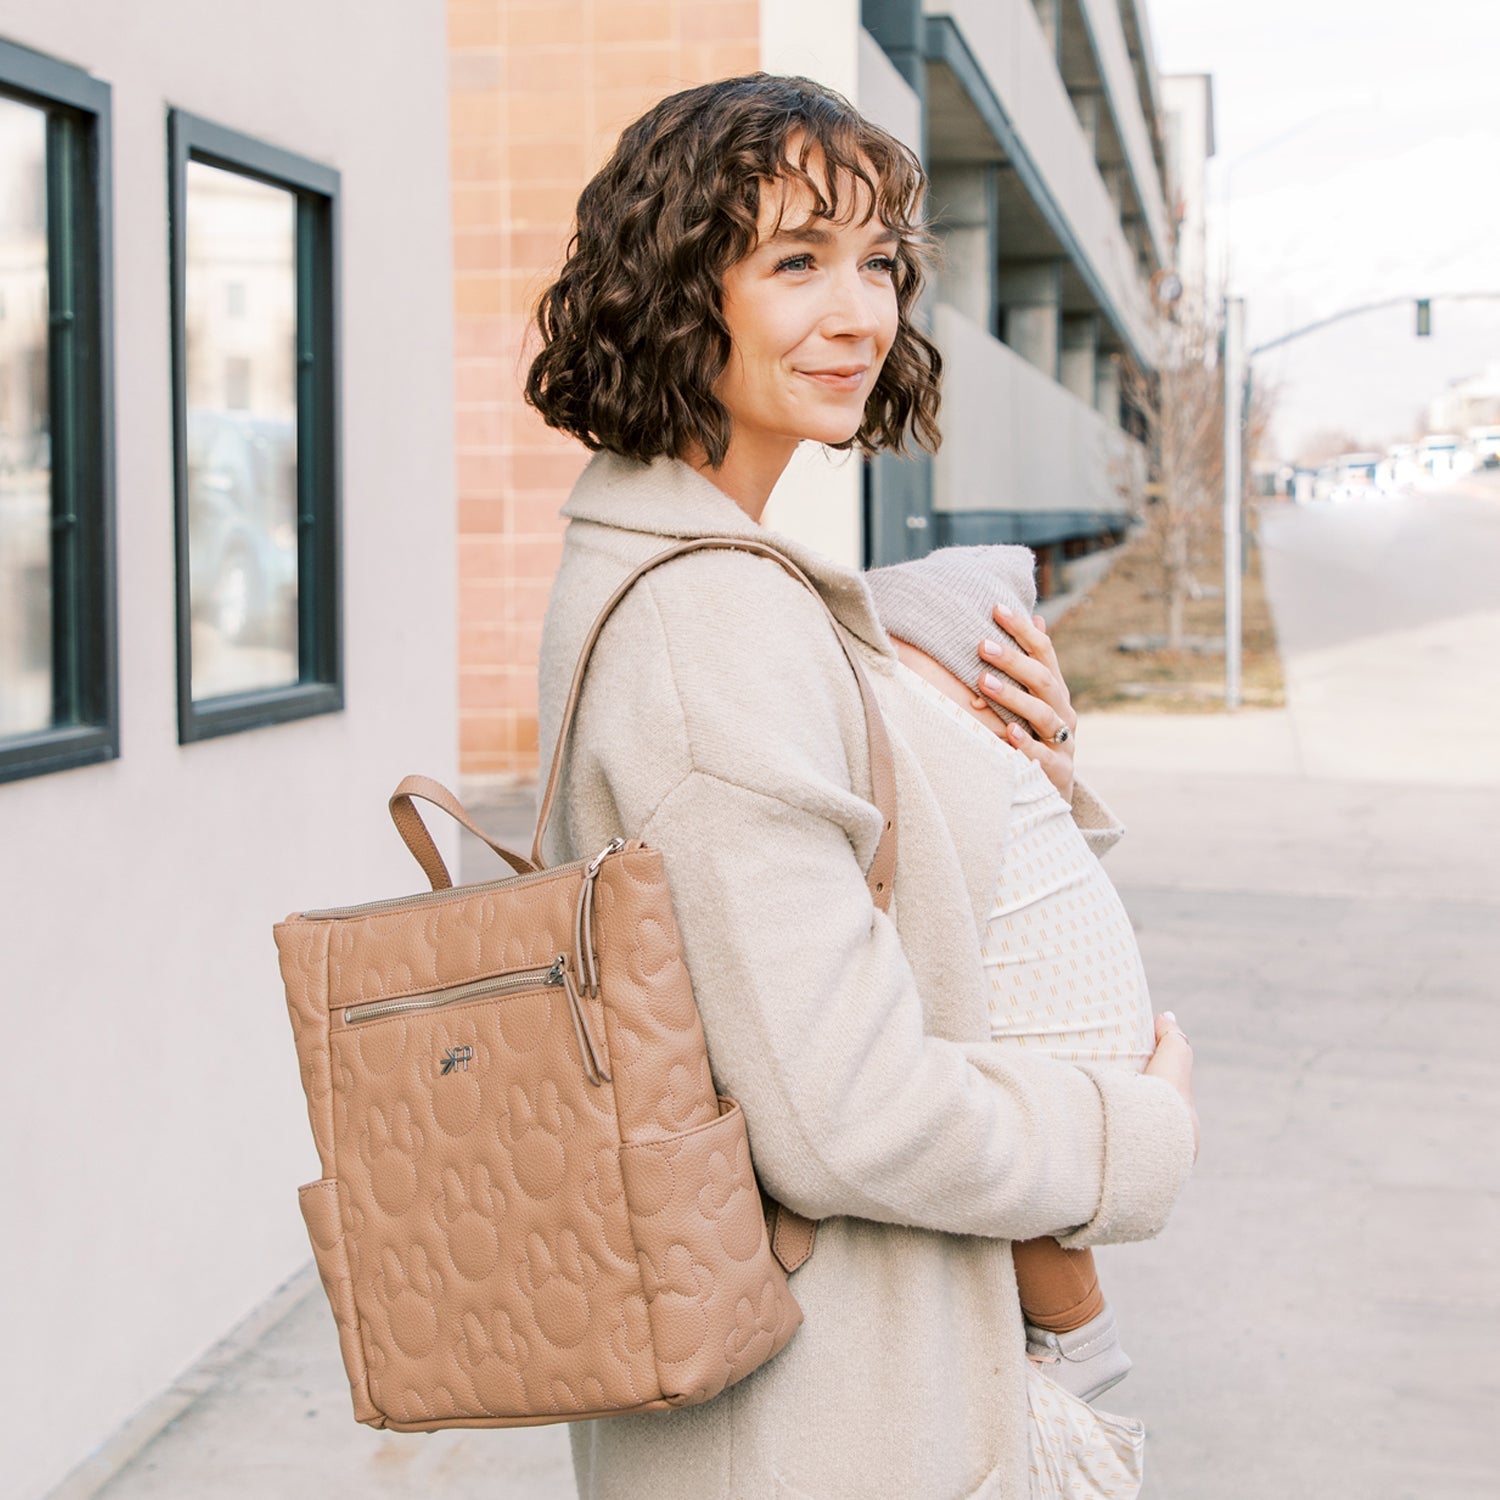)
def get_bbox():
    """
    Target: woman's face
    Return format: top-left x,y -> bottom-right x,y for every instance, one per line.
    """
714,162 -> 901,460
